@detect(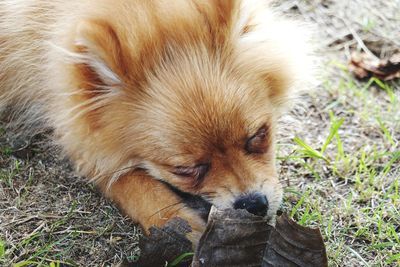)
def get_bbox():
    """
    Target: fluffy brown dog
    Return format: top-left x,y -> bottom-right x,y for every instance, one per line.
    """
0,0 -> 314,243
